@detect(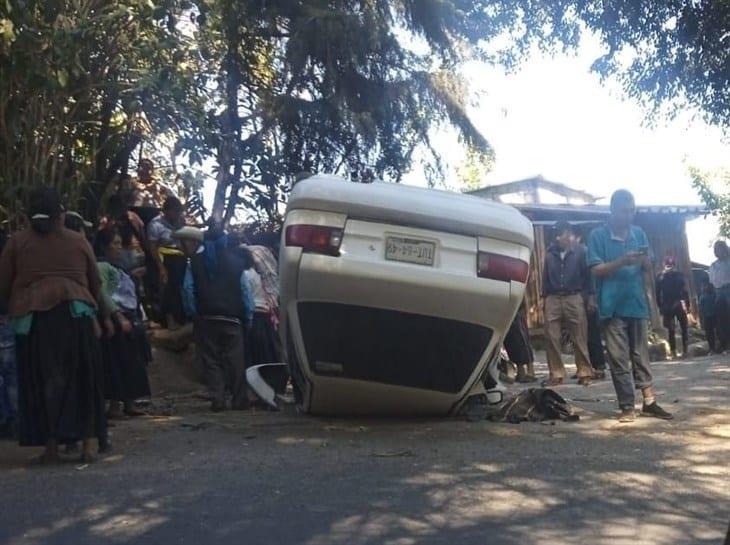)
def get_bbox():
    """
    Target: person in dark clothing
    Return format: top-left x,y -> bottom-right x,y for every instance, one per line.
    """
585,307 -> 607,375
0,188 -> 107,463
699,283 -> 718,353
656,257 -> 689,359
502,302 -> 537,383
542,221 -> 594,386
179,227 -> 255,412
0,231 -> 17,439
